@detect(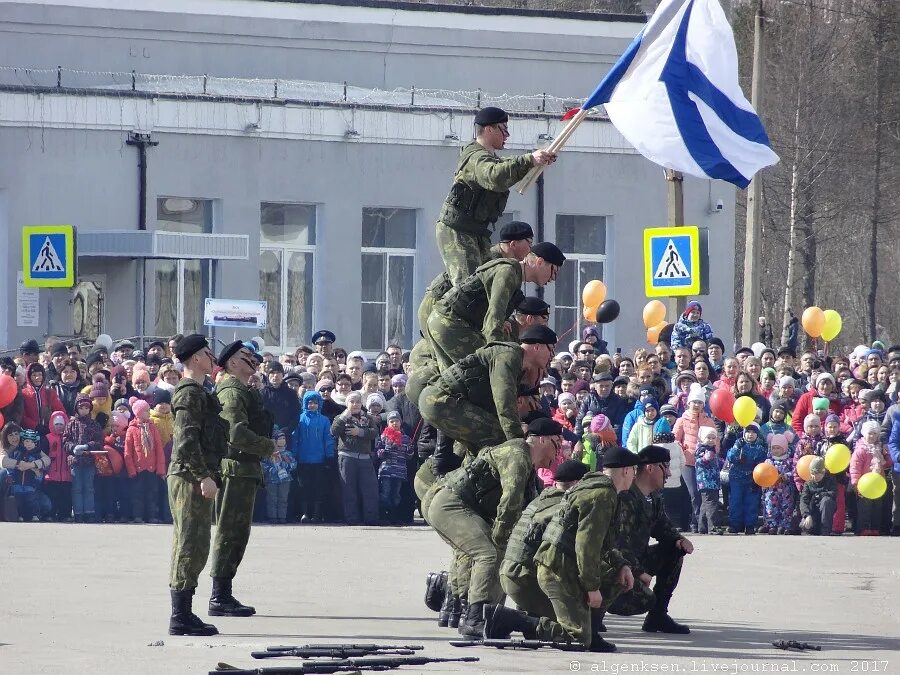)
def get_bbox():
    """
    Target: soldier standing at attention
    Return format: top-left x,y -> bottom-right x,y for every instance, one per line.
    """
209,341 -> 275,618
167,334 -> 228,637
436,106 -> 556,286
